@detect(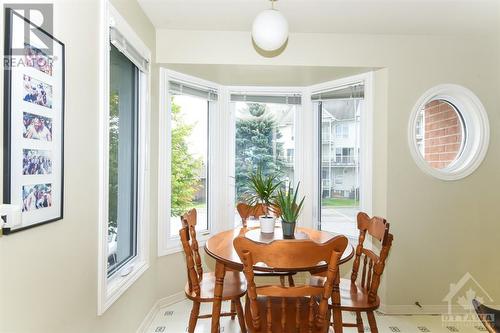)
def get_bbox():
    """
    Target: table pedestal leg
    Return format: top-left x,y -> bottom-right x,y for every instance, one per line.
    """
211,261 -> 225,333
